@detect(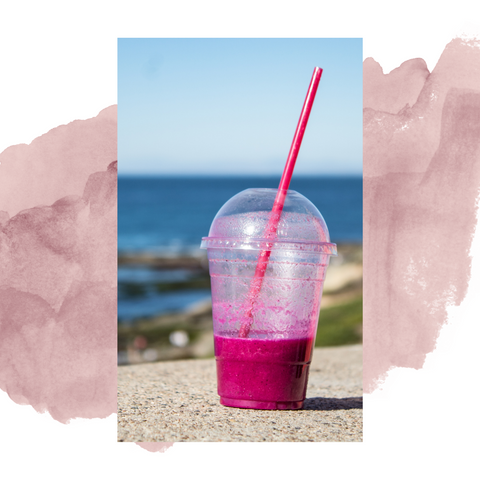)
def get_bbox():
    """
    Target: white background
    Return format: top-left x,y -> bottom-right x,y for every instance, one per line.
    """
1,2 -> 479,478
